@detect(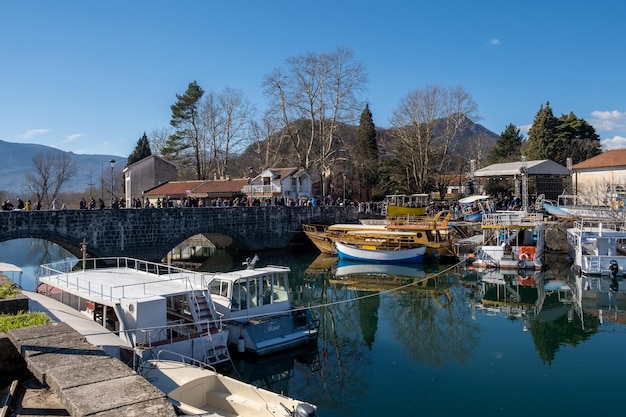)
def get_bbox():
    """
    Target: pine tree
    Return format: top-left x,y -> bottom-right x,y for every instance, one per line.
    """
487,123 -> 524,164
523,101 -> 558,160
355,104 -> 378,201
553,112 -> 602,165
127,132 -> 152,166
163,81 -> 206,179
